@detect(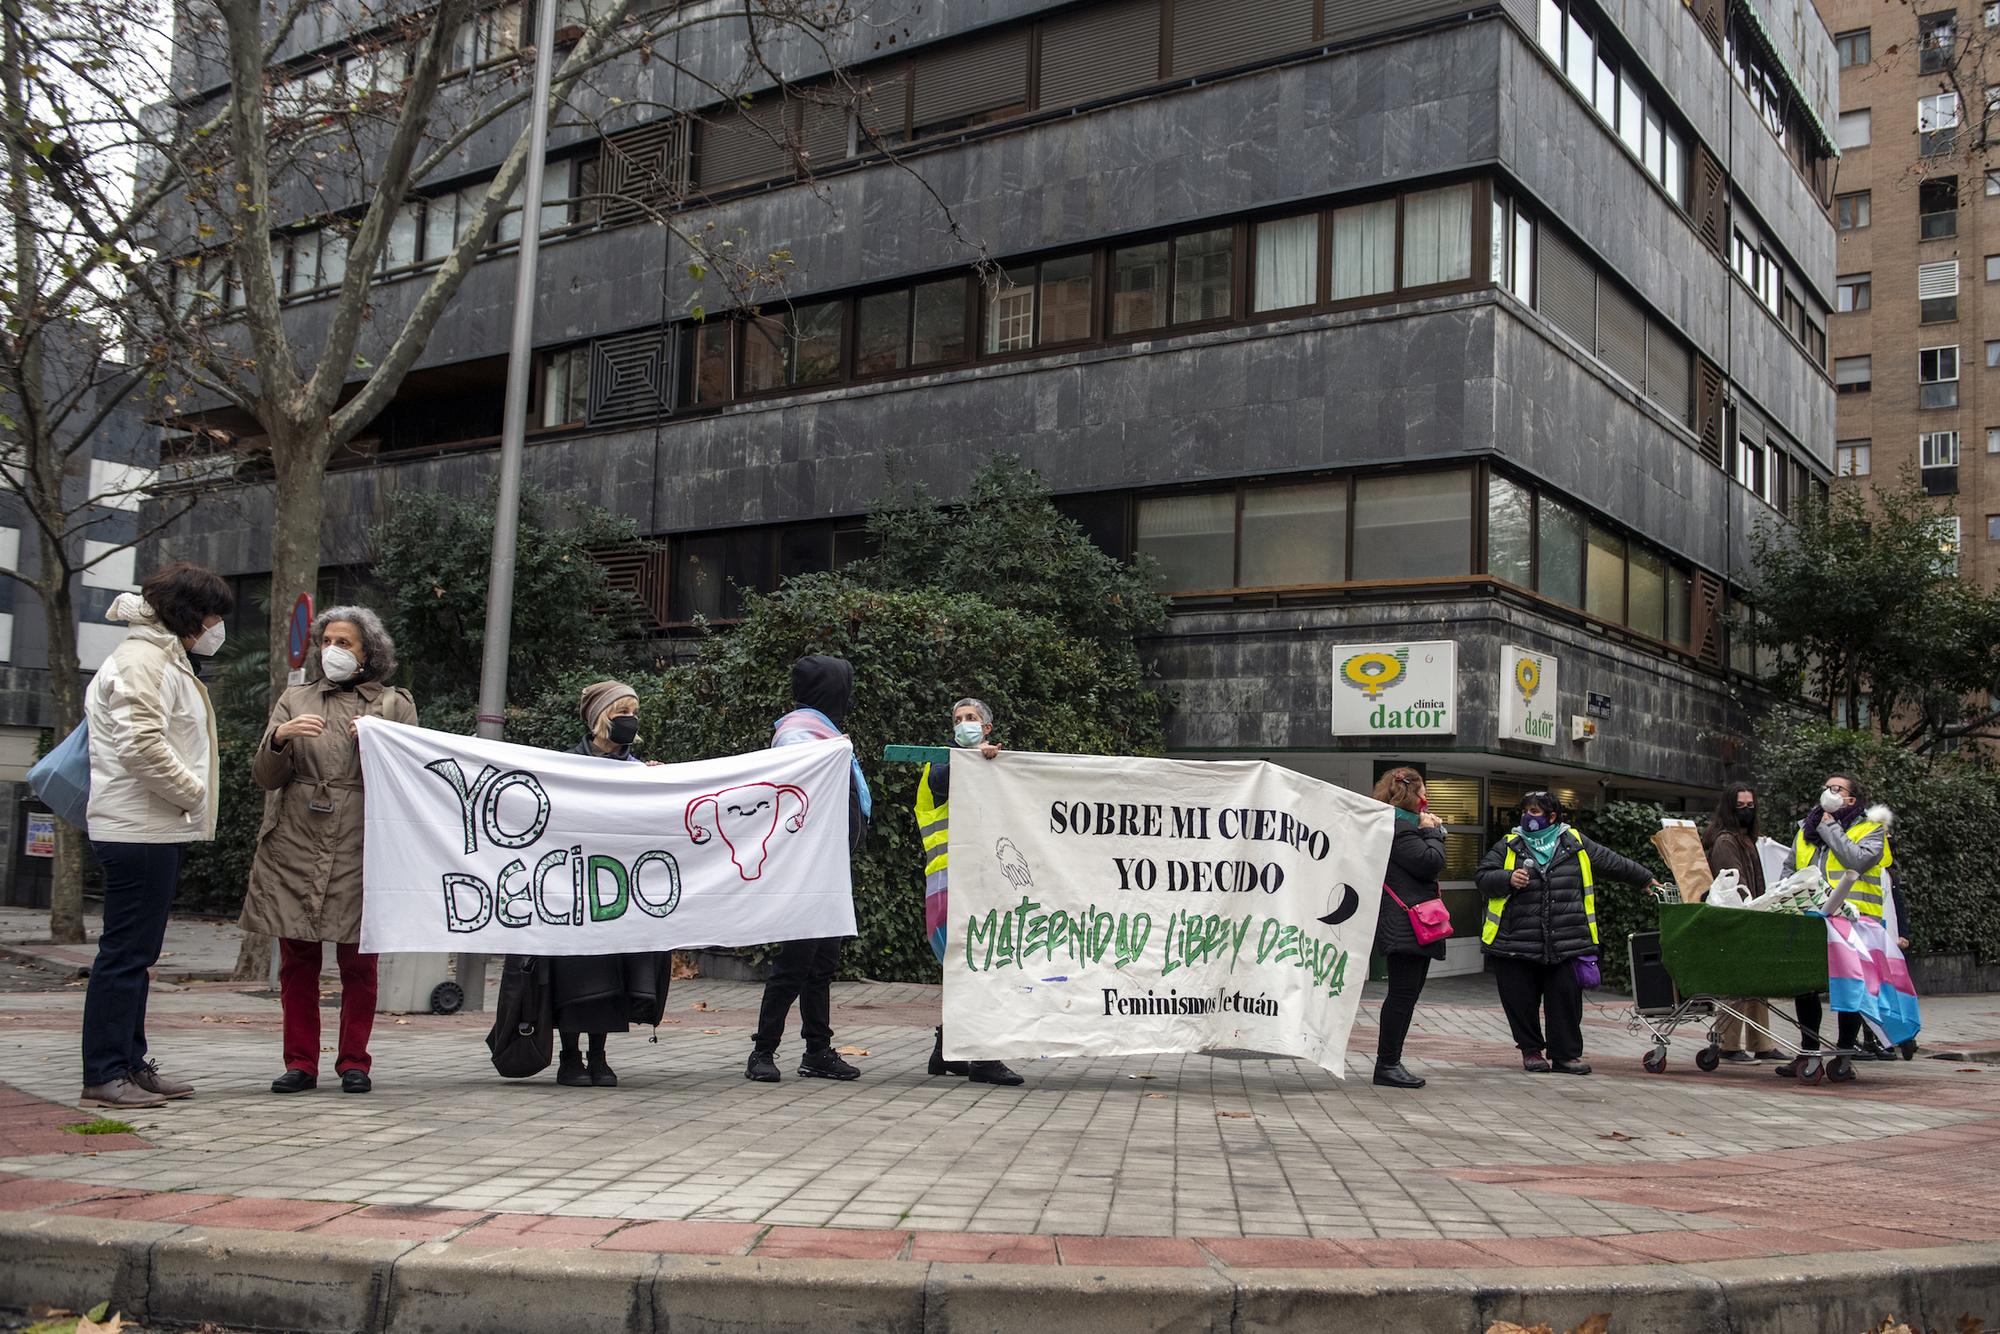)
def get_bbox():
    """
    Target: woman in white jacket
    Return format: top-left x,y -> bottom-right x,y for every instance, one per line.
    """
80,563 -> 234,1110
